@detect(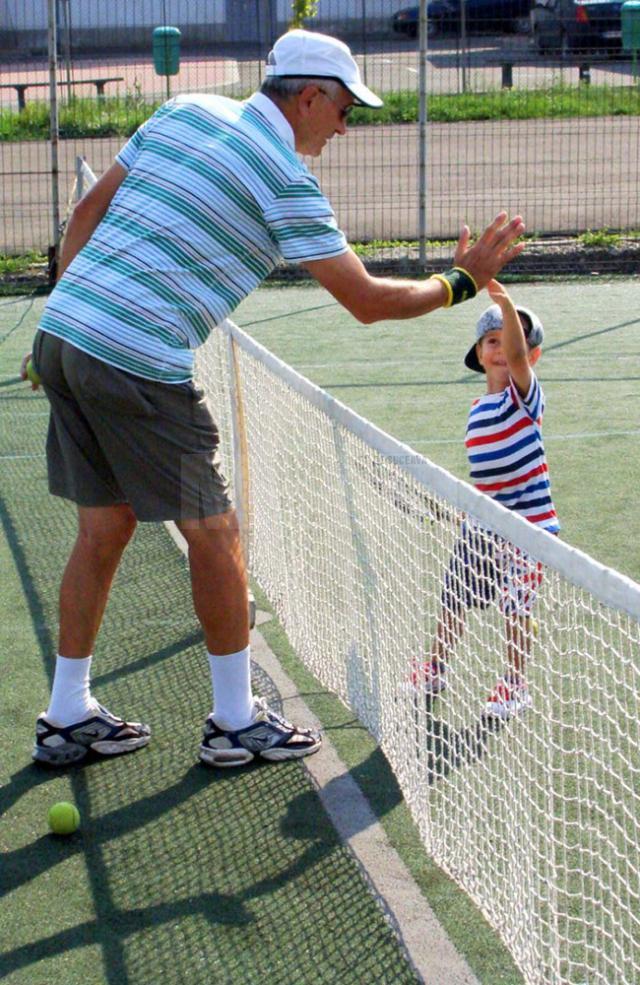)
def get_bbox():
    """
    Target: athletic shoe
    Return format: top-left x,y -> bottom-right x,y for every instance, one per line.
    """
485,677 -> 532,720
411,659 -> 448,695
199,697 -> 322,768
33,704 -> 151,766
